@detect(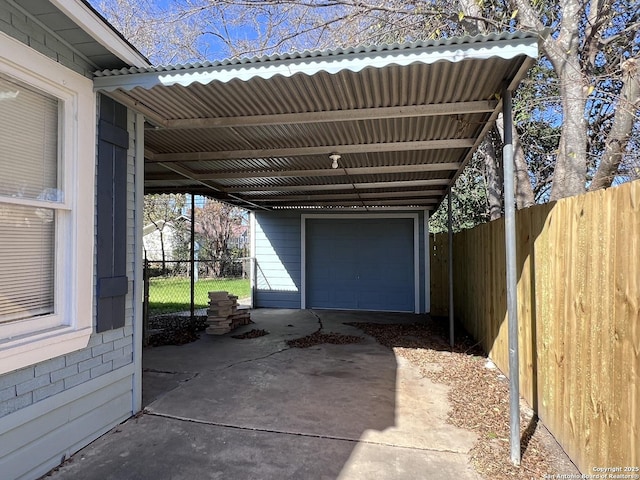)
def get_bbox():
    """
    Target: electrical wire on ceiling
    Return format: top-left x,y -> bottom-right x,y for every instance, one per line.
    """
330,153 -> 368,211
